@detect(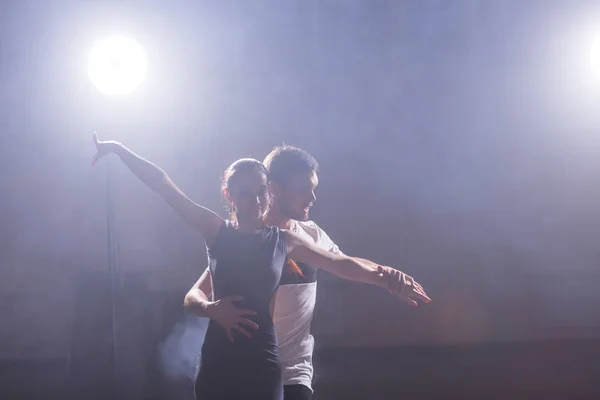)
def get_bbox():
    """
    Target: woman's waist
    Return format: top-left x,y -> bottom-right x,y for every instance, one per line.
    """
203,321 -> 279,354
213,293 -> 274,313
206,302 -> 275,329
